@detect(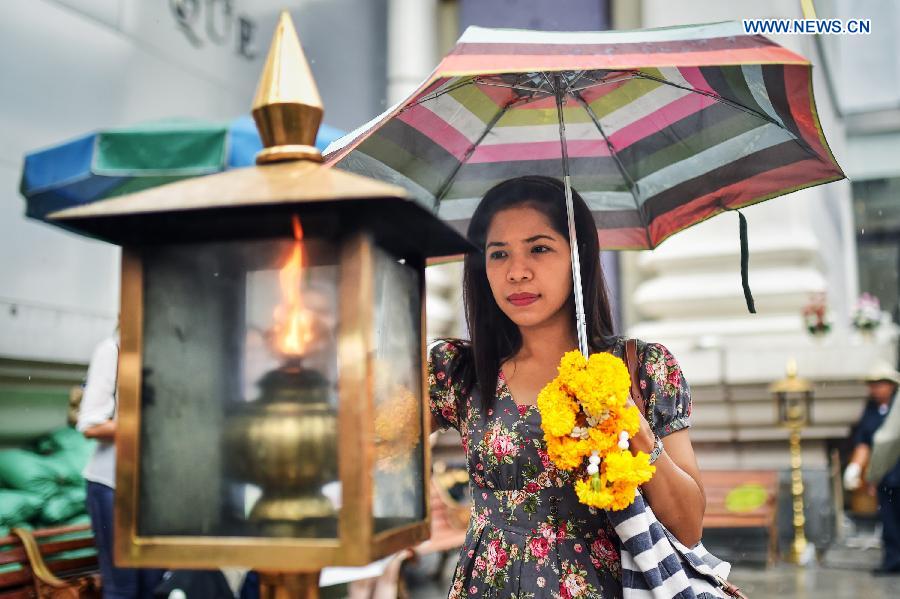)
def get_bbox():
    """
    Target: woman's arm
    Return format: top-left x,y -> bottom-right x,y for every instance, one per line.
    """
631,425 -> 705,546
83,419 -> 116,441
76,338 -> 118,437
626,342 -> 705,546
430,414 -> 443,434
